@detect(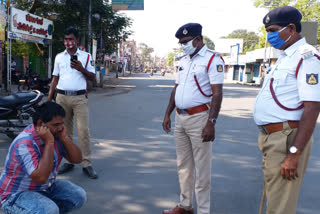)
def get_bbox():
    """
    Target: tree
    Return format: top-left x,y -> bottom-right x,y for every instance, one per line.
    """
254,0 -> 320,43
253,0 -> 290,9
13,0 -> 132,57
222,29 -> 260,53
203,36 -> 215,50
138,43 -> 154,68
166,52 -> 175,66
